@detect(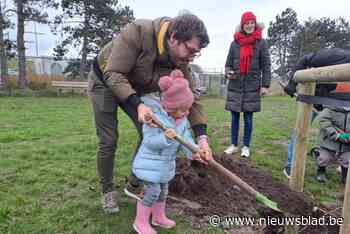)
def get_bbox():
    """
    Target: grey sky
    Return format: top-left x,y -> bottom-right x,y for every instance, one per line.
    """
10,0 -> 349,70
